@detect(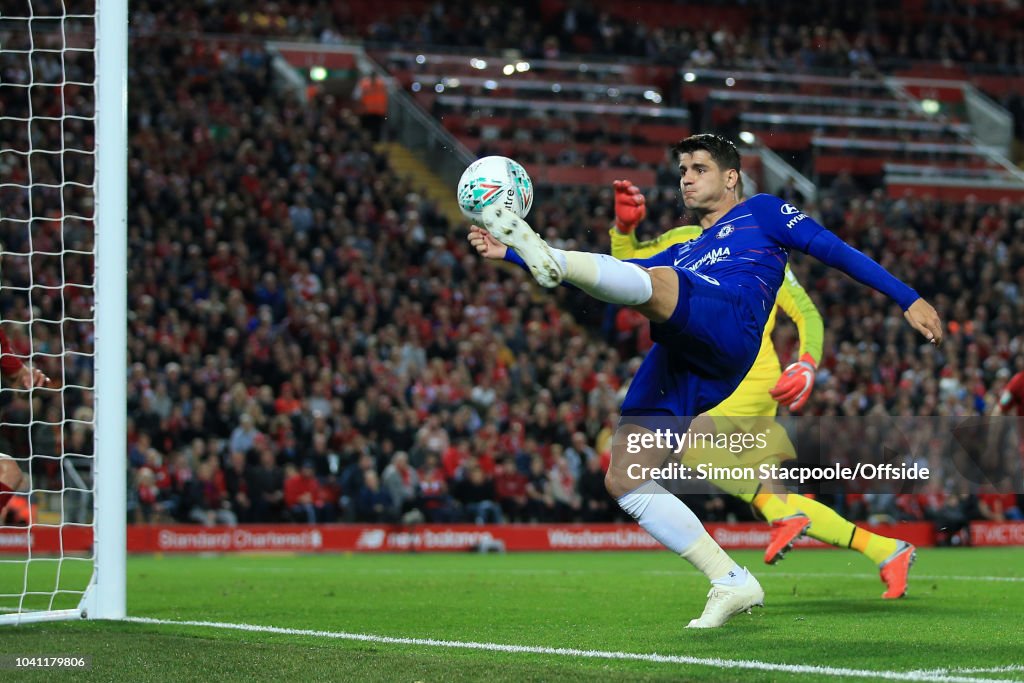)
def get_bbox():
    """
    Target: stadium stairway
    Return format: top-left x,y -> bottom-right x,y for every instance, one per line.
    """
377,141 -> 464,226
